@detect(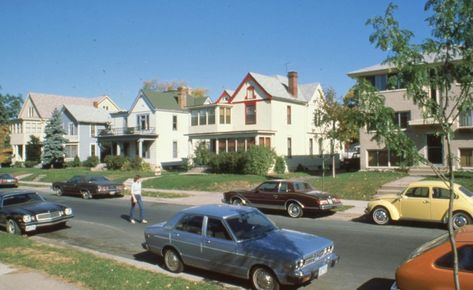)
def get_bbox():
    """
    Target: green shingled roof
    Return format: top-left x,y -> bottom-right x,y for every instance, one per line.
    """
141,88 -> 207,110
